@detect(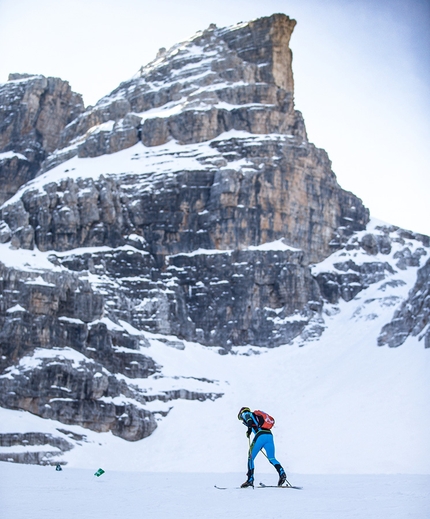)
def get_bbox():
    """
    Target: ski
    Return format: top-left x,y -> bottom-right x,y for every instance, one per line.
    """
215,483 -> 302,490
214,485 -> 254,490
259,482 -> 303,490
